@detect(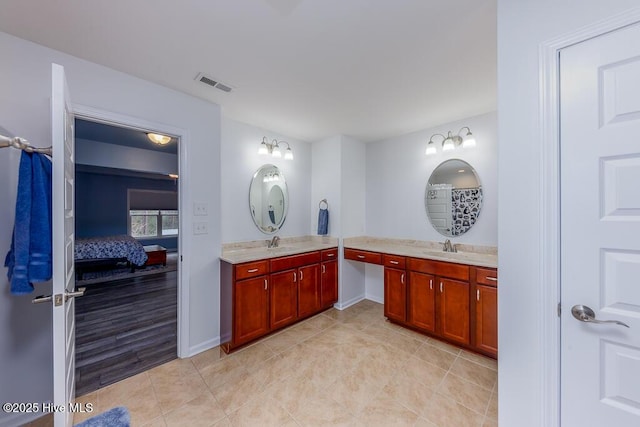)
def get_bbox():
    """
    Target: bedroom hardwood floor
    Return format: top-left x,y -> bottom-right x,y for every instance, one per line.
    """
74,270 -> 178,396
